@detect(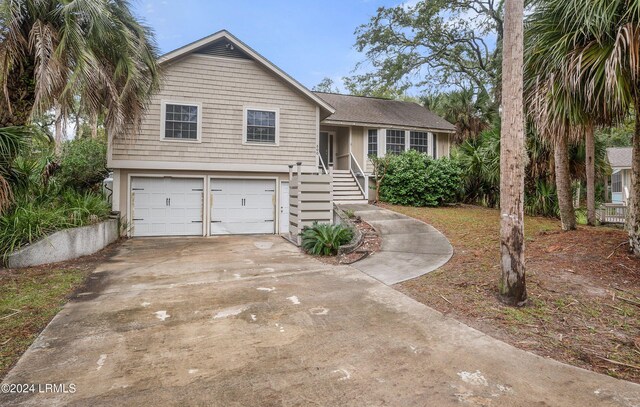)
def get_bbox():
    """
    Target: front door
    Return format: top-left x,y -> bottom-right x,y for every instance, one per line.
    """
319,131 -> 334,170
